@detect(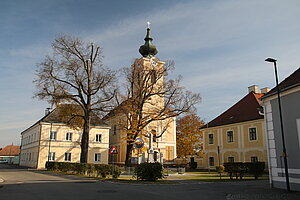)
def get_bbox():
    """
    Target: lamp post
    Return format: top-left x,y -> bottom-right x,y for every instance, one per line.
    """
265,58 -> 290,191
